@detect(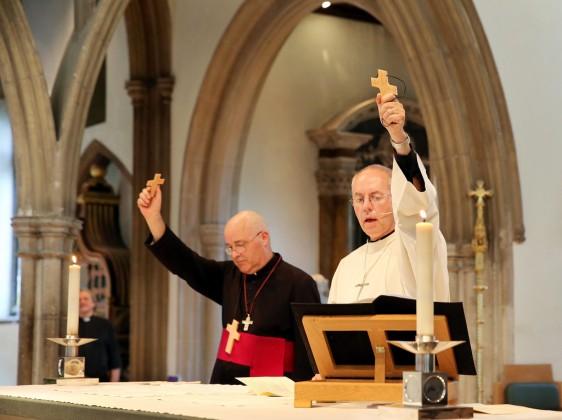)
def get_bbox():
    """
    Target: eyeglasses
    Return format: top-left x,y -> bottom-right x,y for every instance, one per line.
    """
225,231 -> 263,256
349,193 -> 391,209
